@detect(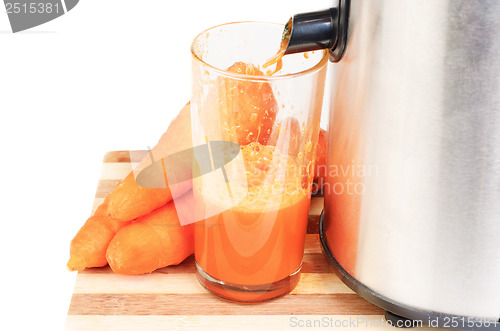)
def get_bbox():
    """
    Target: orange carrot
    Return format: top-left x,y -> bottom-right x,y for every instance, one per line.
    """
106,193 -> 194,275
312,128 -> 327,193
68,103 -> 192,271
218,62 -> 278,146
67,196 -> 129,271
93,195 -> 110,217
106,103 -> 192,221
